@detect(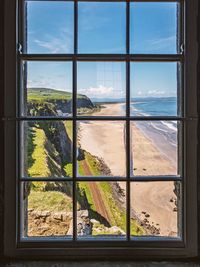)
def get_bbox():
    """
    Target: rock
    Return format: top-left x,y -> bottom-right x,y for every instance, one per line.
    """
90,219 -> 100,224
109,226 -> 125,235
145,213 -> 150,218
77,209 -> 89,218
53,212 -> 62,220
62,212 -> 73,221
66,220 -> 73,235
